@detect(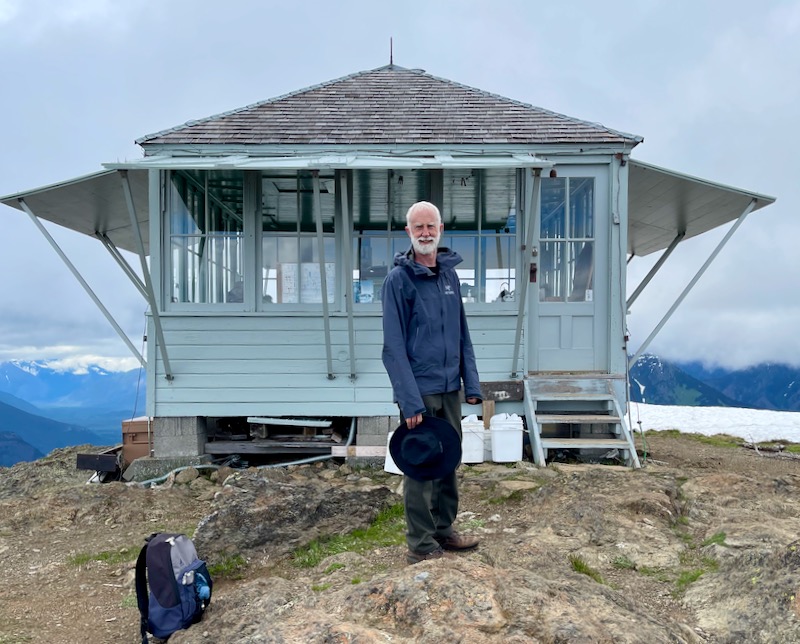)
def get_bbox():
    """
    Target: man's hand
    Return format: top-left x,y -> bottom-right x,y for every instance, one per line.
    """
466,397 -> 480,405
405,413 -> 424,429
